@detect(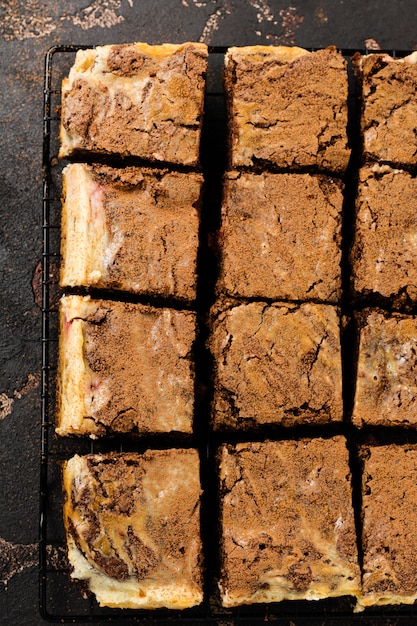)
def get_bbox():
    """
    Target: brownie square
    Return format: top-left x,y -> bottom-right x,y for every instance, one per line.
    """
353,51 -> 417,167
218,171 -> 343,302
57,295 -> 196,437
360,444 -> 417,609
59,42 -> 208,166
219,437 -> 361,607
60,163 -> 202,303
352,309 -> 417,428
350,165 -> 417,307
63,449 -> 203,609
209,301 -> 343,430
224,45 -> 350,173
